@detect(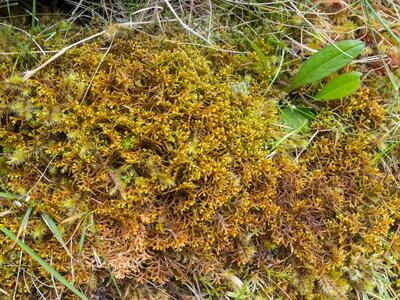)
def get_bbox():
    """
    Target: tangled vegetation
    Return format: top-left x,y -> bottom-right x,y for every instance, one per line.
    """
1,1 -> 400,299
